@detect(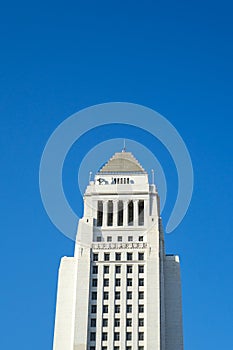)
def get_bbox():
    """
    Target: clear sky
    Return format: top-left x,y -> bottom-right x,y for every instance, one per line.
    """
1,1 -> 233,349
